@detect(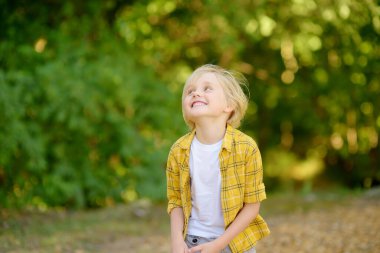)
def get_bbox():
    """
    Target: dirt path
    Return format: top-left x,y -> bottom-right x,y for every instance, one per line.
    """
105,191 -> 380,253
256,192 -> 380,253
2,190 -> 379,253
